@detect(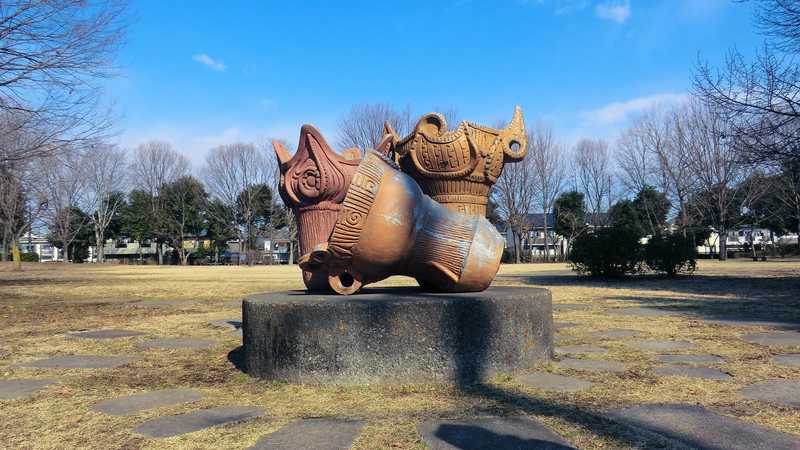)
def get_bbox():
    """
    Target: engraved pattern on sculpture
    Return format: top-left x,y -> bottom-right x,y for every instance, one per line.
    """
273,125 -> 360,289
388,106 -> 528,217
